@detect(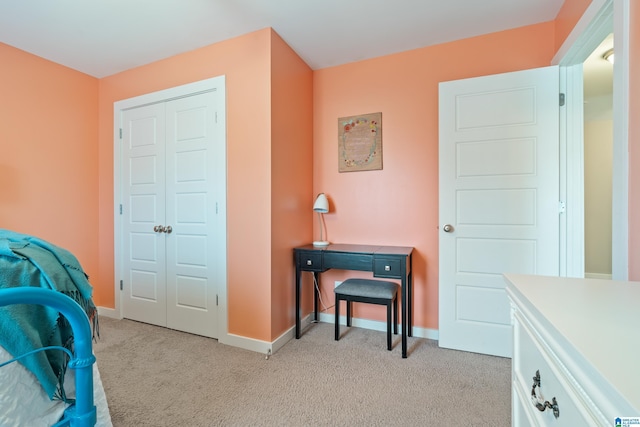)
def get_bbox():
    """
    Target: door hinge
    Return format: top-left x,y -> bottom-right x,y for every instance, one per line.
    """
559,93 -> 565,107
215,112 -> 218,124
120,204 -> 123,215
119,128 -> 123,139
559,201 -> 566,214
120,280 -> 123,290
216,294 -> 219,306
